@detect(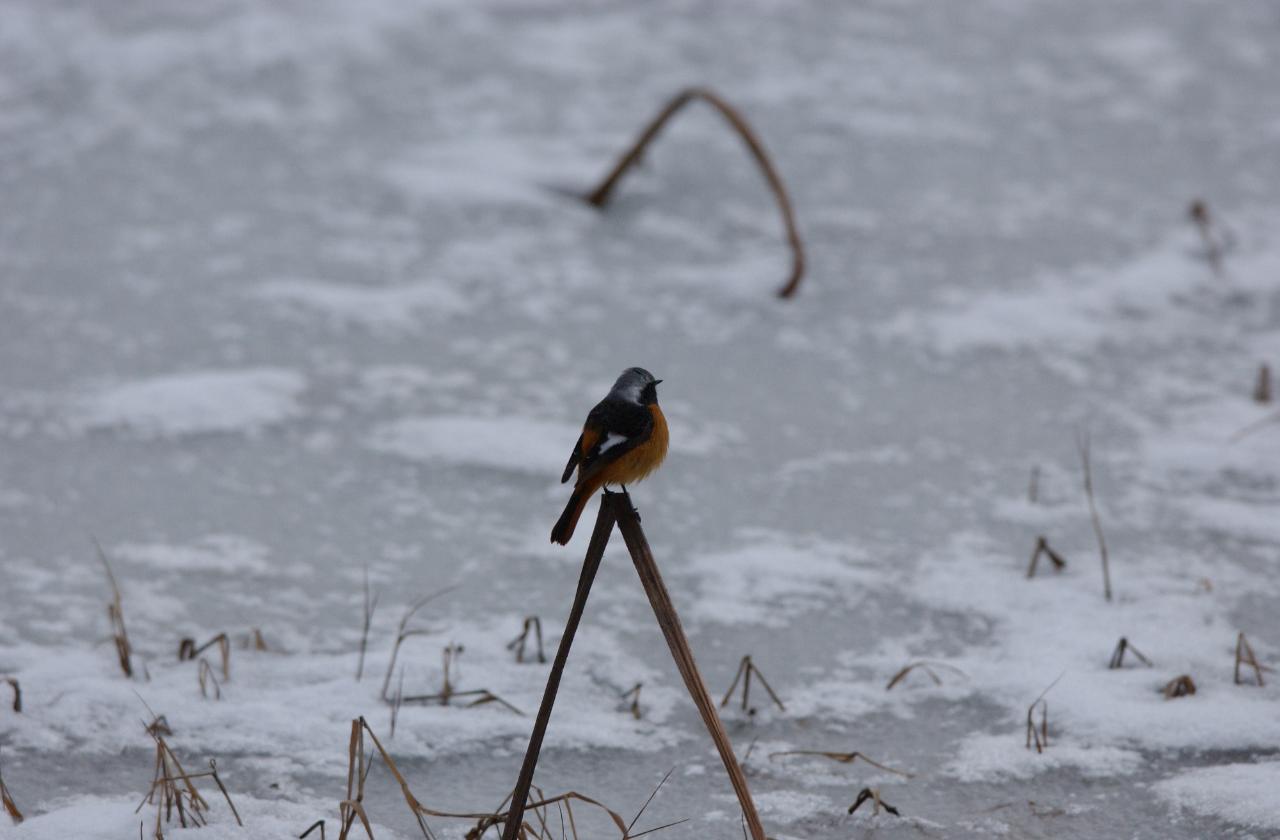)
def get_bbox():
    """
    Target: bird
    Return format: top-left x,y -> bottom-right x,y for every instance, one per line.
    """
551,367 -> 669,545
